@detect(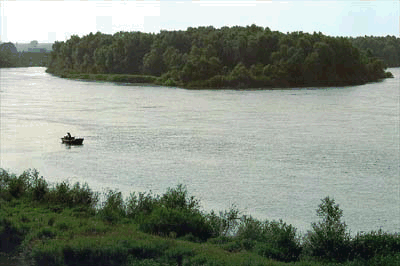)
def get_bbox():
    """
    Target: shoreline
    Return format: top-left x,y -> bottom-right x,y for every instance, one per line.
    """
45,69 -> 393,90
